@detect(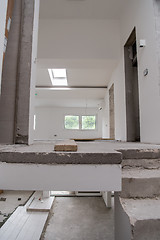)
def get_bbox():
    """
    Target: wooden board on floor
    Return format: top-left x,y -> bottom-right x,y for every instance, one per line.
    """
27,197 -> 55,212
72,138 -> 115,141
54,140 -> 78,152
0,206 -> 48,240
